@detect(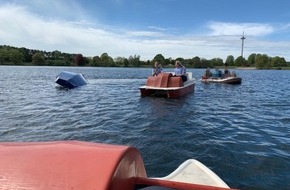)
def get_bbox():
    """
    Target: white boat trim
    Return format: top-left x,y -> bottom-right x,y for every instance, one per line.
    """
139,80 -> 195,90
200,76 -> 242,85
155,159 -> 230,188
201,77 -> 237,82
